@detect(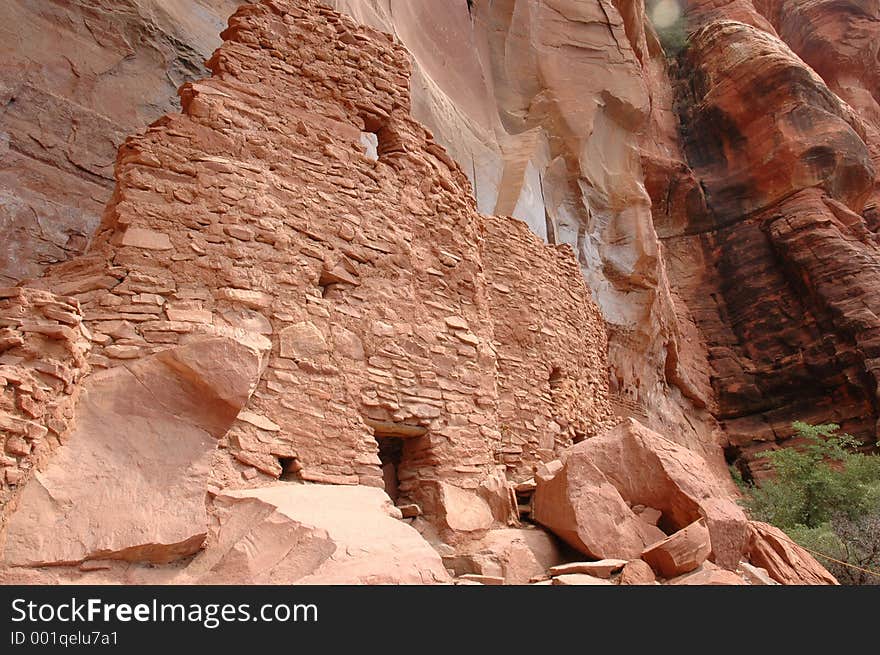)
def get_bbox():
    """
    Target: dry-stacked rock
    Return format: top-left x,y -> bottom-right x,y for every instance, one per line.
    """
0,0 -> 612,567
0,288 -> 90,529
